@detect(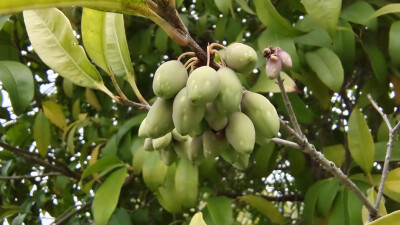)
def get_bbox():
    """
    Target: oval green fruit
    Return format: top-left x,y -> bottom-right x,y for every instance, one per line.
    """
173,87 -> 206,135
241,91 -> 279,144
172,128 -> 189,142
173,137 -> 191,160
220,145 -> 240,164
202,129 -> 228,159
225,43 -> 258,74
232,153 -> 250,170
214,67 -> 243,116
145,98 -> 174,138
186,66 -> 221,105
138,117 -> 148,138
156,164 -> 183,213
144,138 -> 154,151
152,132 -> 172,150
175,159 -> 199,209
225,111 -> 255,154
205,102 -> 228,131
153,60 -> 188,99
159,145 -> 177,166
188,135 -> 205,164
142,151 -> 168,192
